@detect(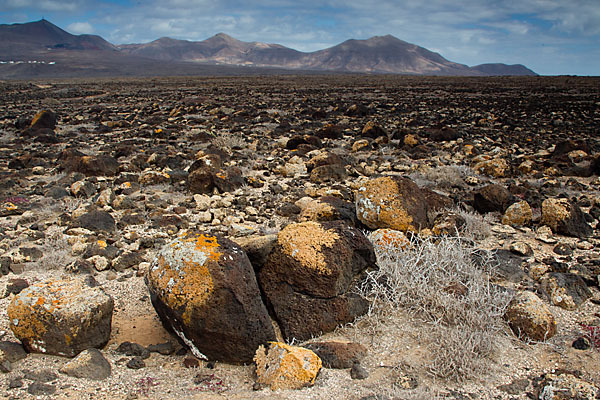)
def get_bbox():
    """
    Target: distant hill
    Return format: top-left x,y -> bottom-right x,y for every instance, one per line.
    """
471,63 -> 536,76
0,19 -> 117,57
0,19 -> 537,78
